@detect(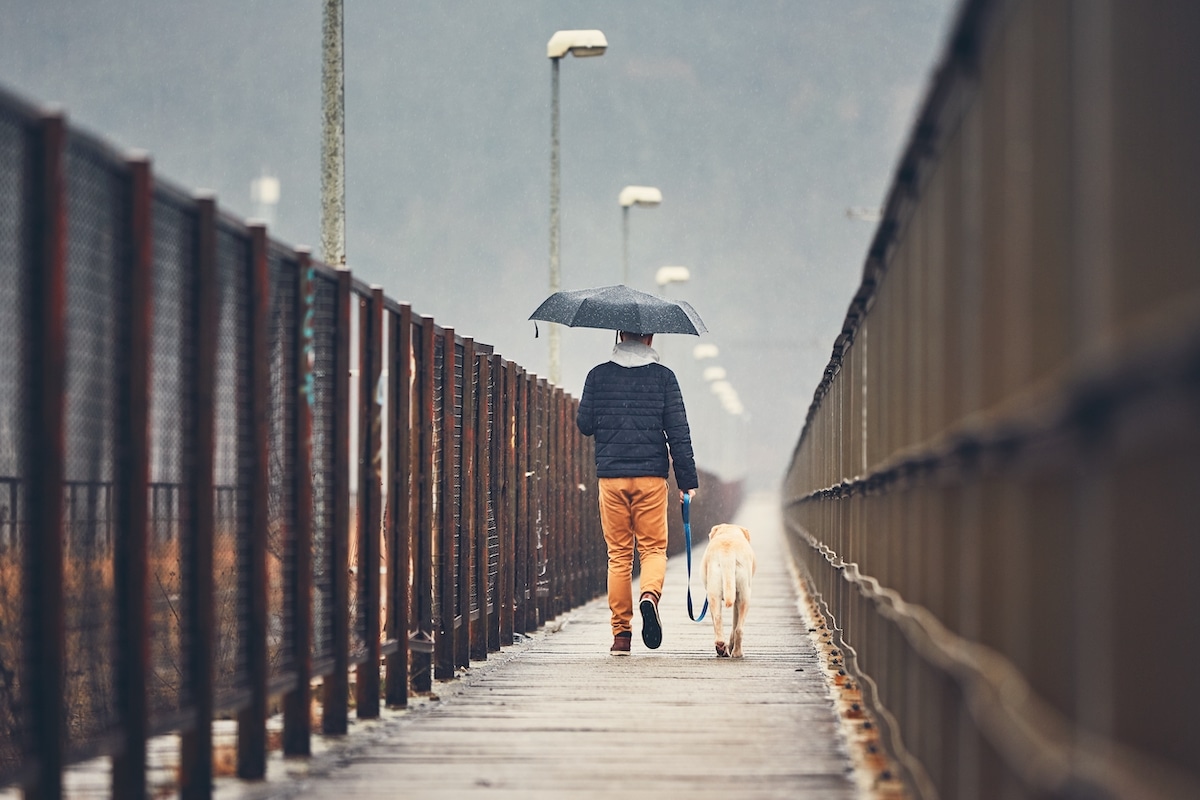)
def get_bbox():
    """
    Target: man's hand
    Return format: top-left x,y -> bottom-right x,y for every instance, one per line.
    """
679,488 -> 697,502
